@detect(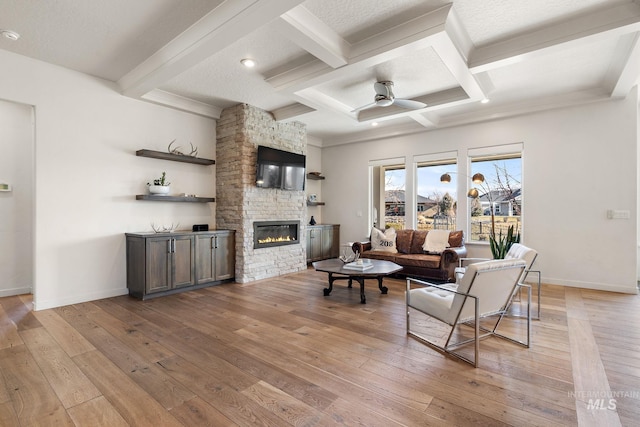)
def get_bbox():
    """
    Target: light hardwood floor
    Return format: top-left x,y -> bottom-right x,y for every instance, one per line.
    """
0,268 -> 638,426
